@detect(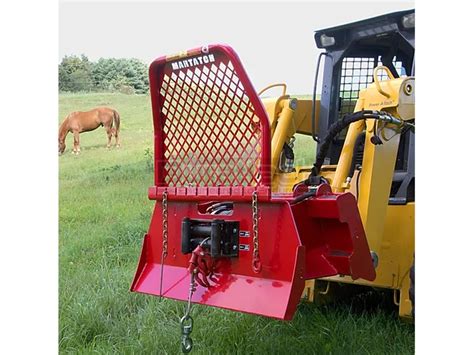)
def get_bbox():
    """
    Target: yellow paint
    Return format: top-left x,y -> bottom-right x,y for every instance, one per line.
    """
261,71 -> 415,320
